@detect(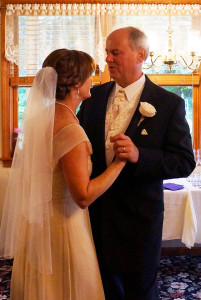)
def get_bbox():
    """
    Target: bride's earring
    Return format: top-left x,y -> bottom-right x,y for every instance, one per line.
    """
77,88 -> 80,99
